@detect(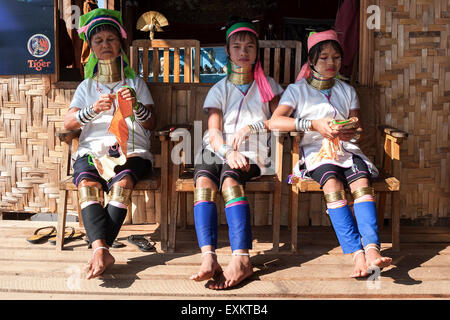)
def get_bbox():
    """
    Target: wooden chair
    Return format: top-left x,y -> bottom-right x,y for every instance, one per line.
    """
288,125 -> 408,253
130,39 -> 200,83
165,40 -> 302,253
259,40 -> 302,87
169,130 -> 286,253
55,127 -> 171,251
56,38 -> 204,251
